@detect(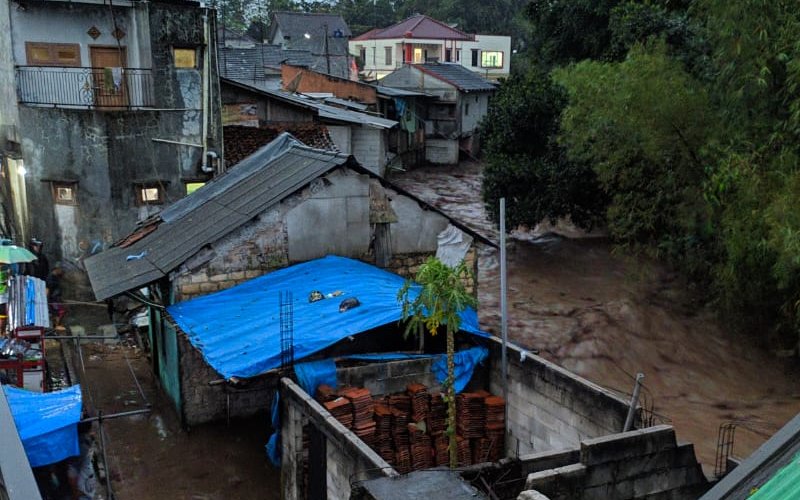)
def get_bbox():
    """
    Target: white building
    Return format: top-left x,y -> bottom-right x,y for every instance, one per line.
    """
349,15 -> 511,81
